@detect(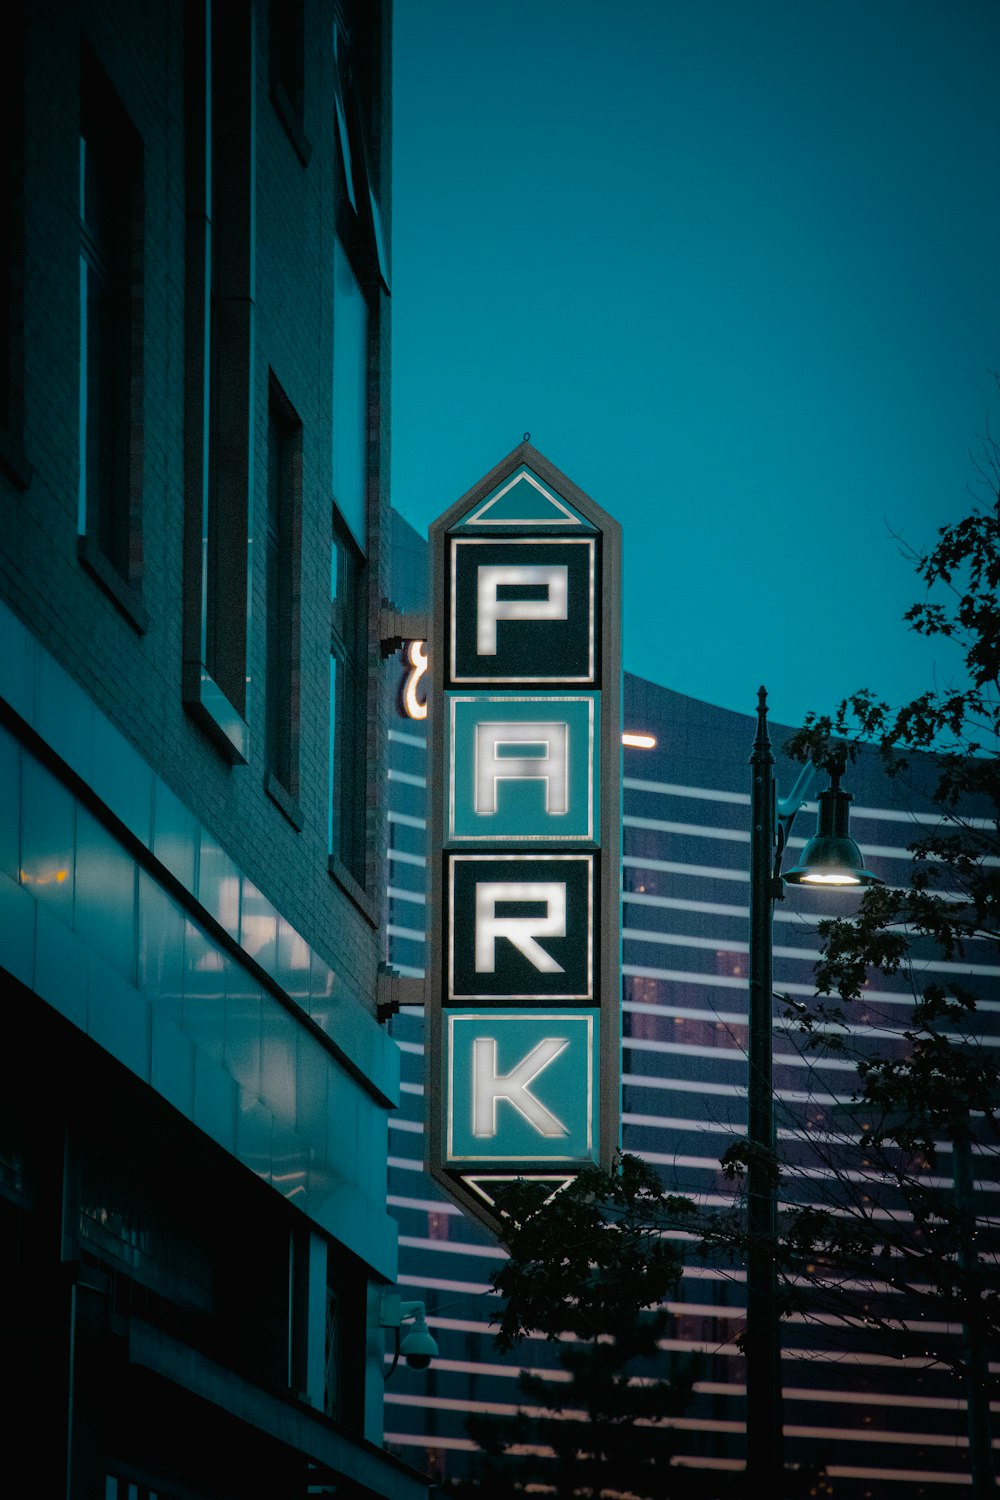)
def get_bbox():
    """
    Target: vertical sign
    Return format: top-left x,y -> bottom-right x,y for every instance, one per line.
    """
426,443 -> 622,1232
